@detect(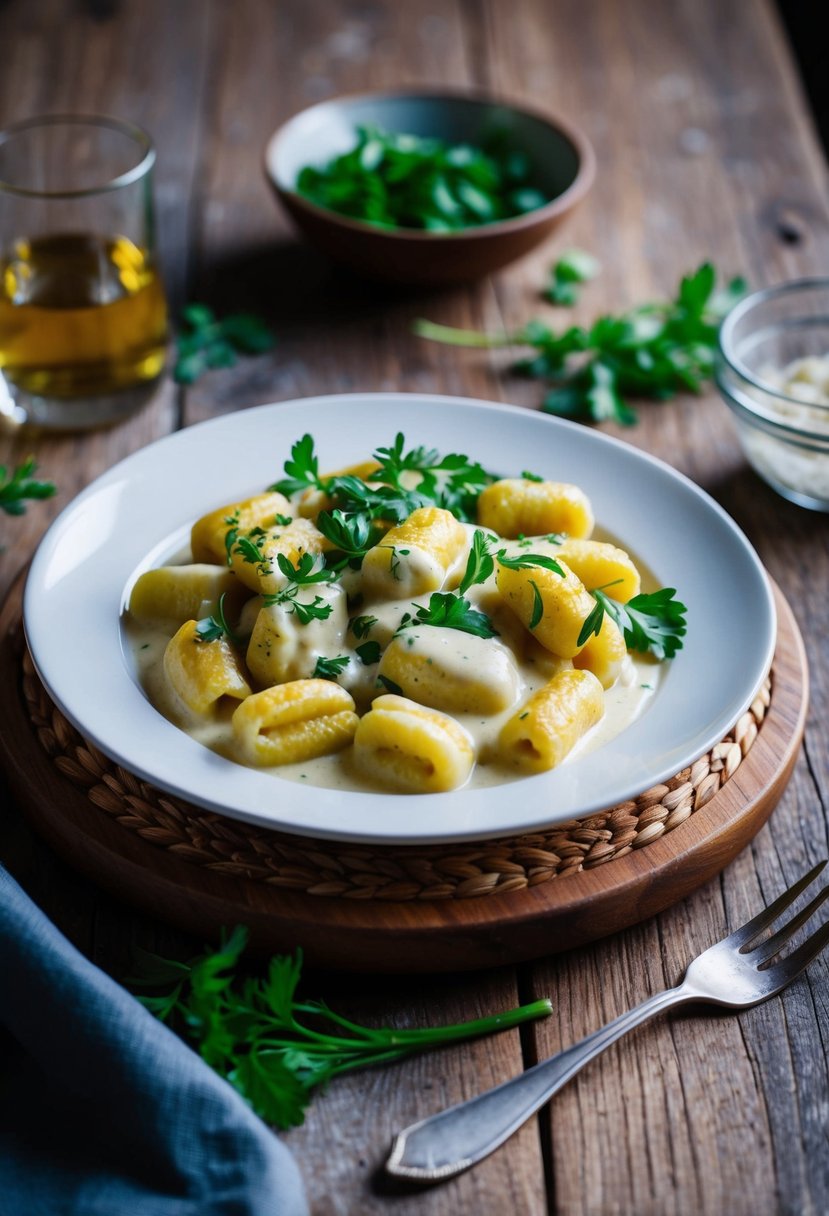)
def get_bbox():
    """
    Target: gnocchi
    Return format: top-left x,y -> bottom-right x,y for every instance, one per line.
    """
125,433 -> 680,795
